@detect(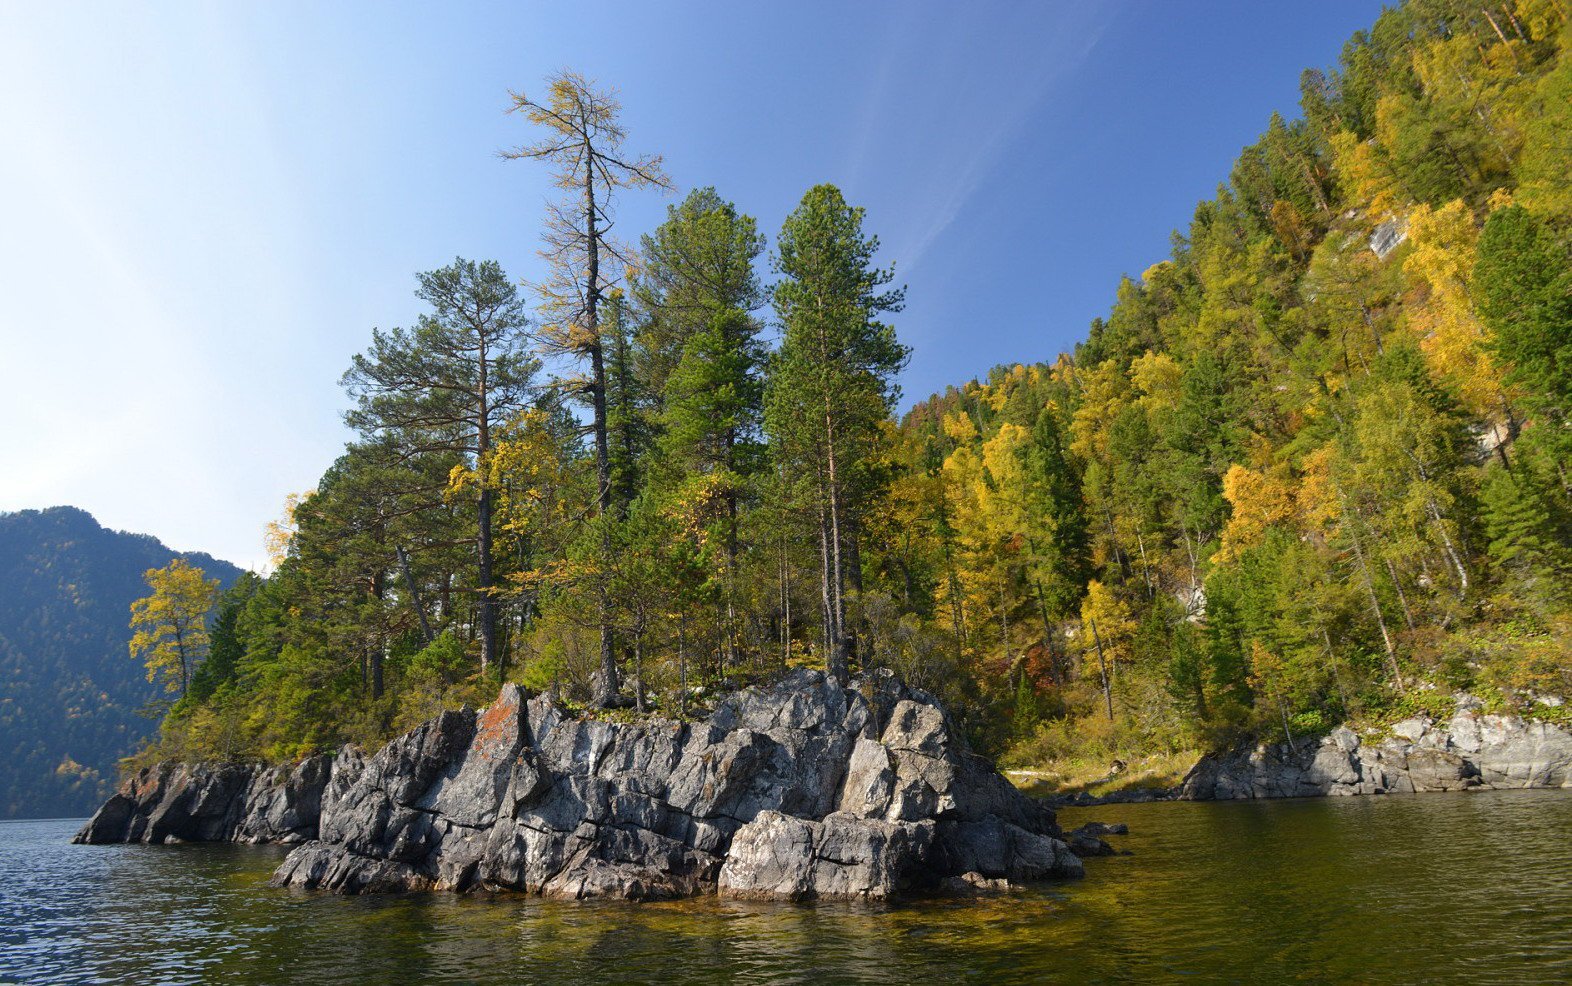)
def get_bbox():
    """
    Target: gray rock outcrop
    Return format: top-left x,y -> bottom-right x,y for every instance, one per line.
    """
73,756 -> 330,845
1182,698 -> 1572,800
270,668 -> 1082,900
